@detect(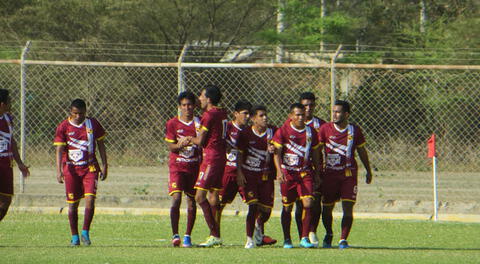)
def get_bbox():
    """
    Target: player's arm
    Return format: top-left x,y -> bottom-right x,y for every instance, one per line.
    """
55,145 -> 65,183
272,144 -> 285,183
357,146 -> 372,184
166,137 -> 191,152
236,150 -> 246,187
97,139 -> 108,181
11,138 -> 29,178
189,128 -> 207,147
